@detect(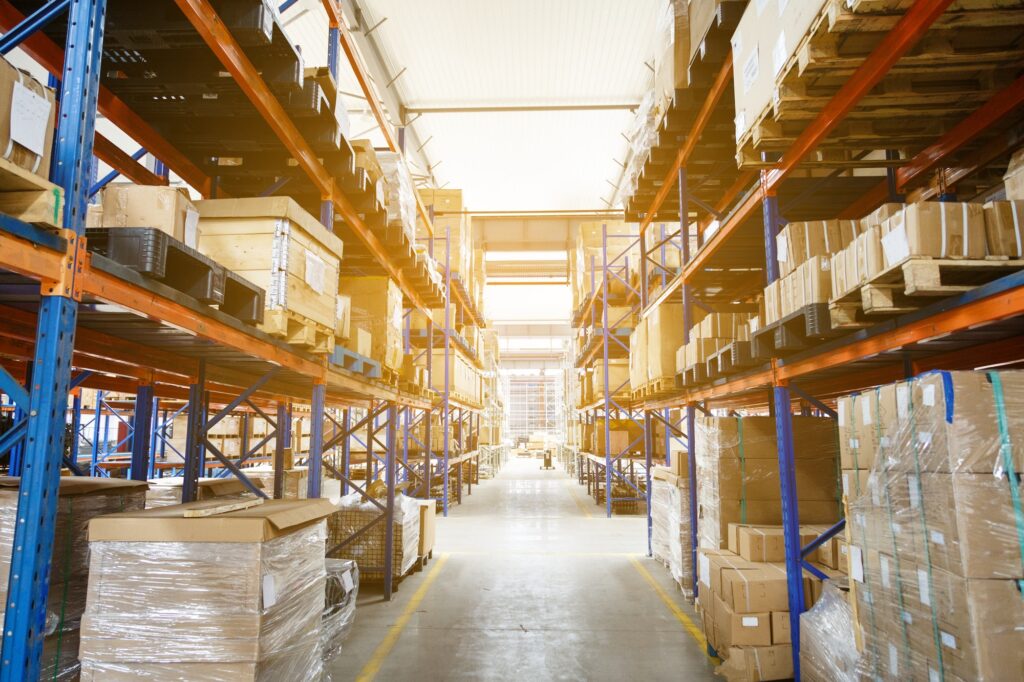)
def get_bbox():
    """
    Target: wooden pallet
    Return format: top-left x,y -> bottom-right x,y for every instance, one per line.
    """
0,156 -> 63,229
645,377 -> 677,399
263,309 -> 334,354
752,303 -> 837,357
736,0 -> 1024,167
